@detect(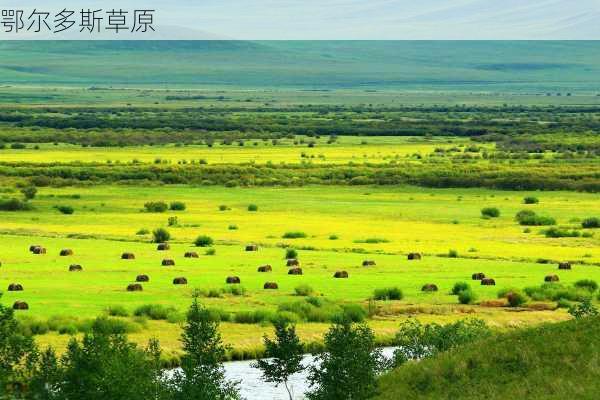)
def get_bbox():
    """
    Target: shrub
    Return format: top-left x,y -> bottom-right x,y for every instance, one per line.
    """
372,287 -> 403,301
285,248 -> 298,259
56,205 -> 74,215
228,224 -> 238,230
169,201 -> 186,211
448,249 -> 459,258
458,290 -> 476,304
0,198 -> 32,211
248,204 -> 258,212
451,282 -> 470,295
144,201 -> 168,213
133,304 -> 176,320
136,228 -> 150,235
219,205 -> 229,211
295,284 -> 314,296
516,210 -> 556,226
223,285 -> 247,296
234,310 -> 276,324
329,234 -> 339,240
106,305 -> 129,317
20,186 -> 37,200
481,207 -> 500,218
194,235 -> 214,247
341,304 -> 367,322
575,279 -> 598,292
205,248 -> 216,256
152,227 -> 171,243
568,299 -> 599,319
92,317 -> 141,334
168,216 -> 178,226
524,284 -> 589,302
523,196 -> 539,204
506,290 -> 527,307
544,227 -> 580,238
282,231 -> 307,239
582,217 -> 600,229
